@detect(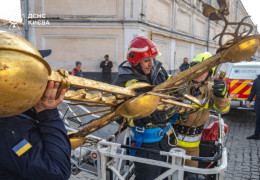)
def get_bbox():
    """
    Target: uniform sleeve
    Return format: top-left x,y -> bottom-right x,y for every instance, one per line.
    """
248,80 -> 256,102
4,108 -> 71,180
160,65 -> 171,81
114,78 -> 127,87
109,61 -> 113,68
212,94 -> 230,114
100,61 -> 104,68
